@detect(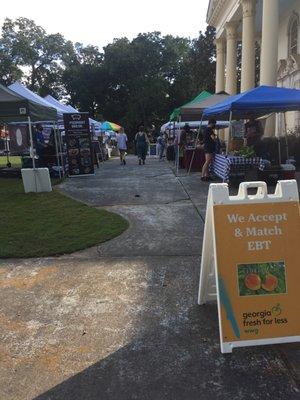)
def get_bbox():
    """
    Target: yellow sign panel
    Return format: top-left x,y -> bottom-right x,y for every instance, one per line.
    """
213,201 -> 300,343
